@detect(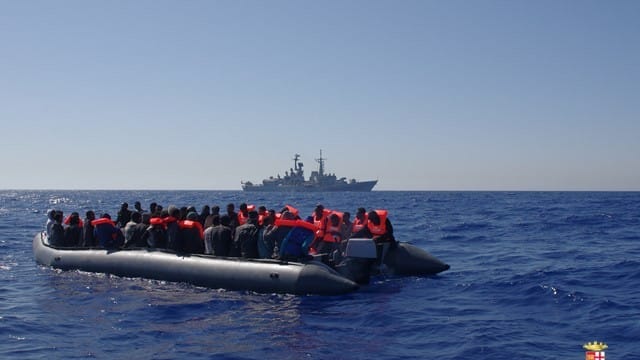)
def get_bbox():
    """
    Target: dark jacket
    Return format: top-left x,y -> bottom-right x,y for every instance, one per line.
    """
63,224 -> 83,247
204,225 -> 233,256
164,218 -> 180,251
82,220 -> 96,247
49,223 -> 65,247
233,222 -> 259,259
94,223 -> 124,249
179,226 -> 204,254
